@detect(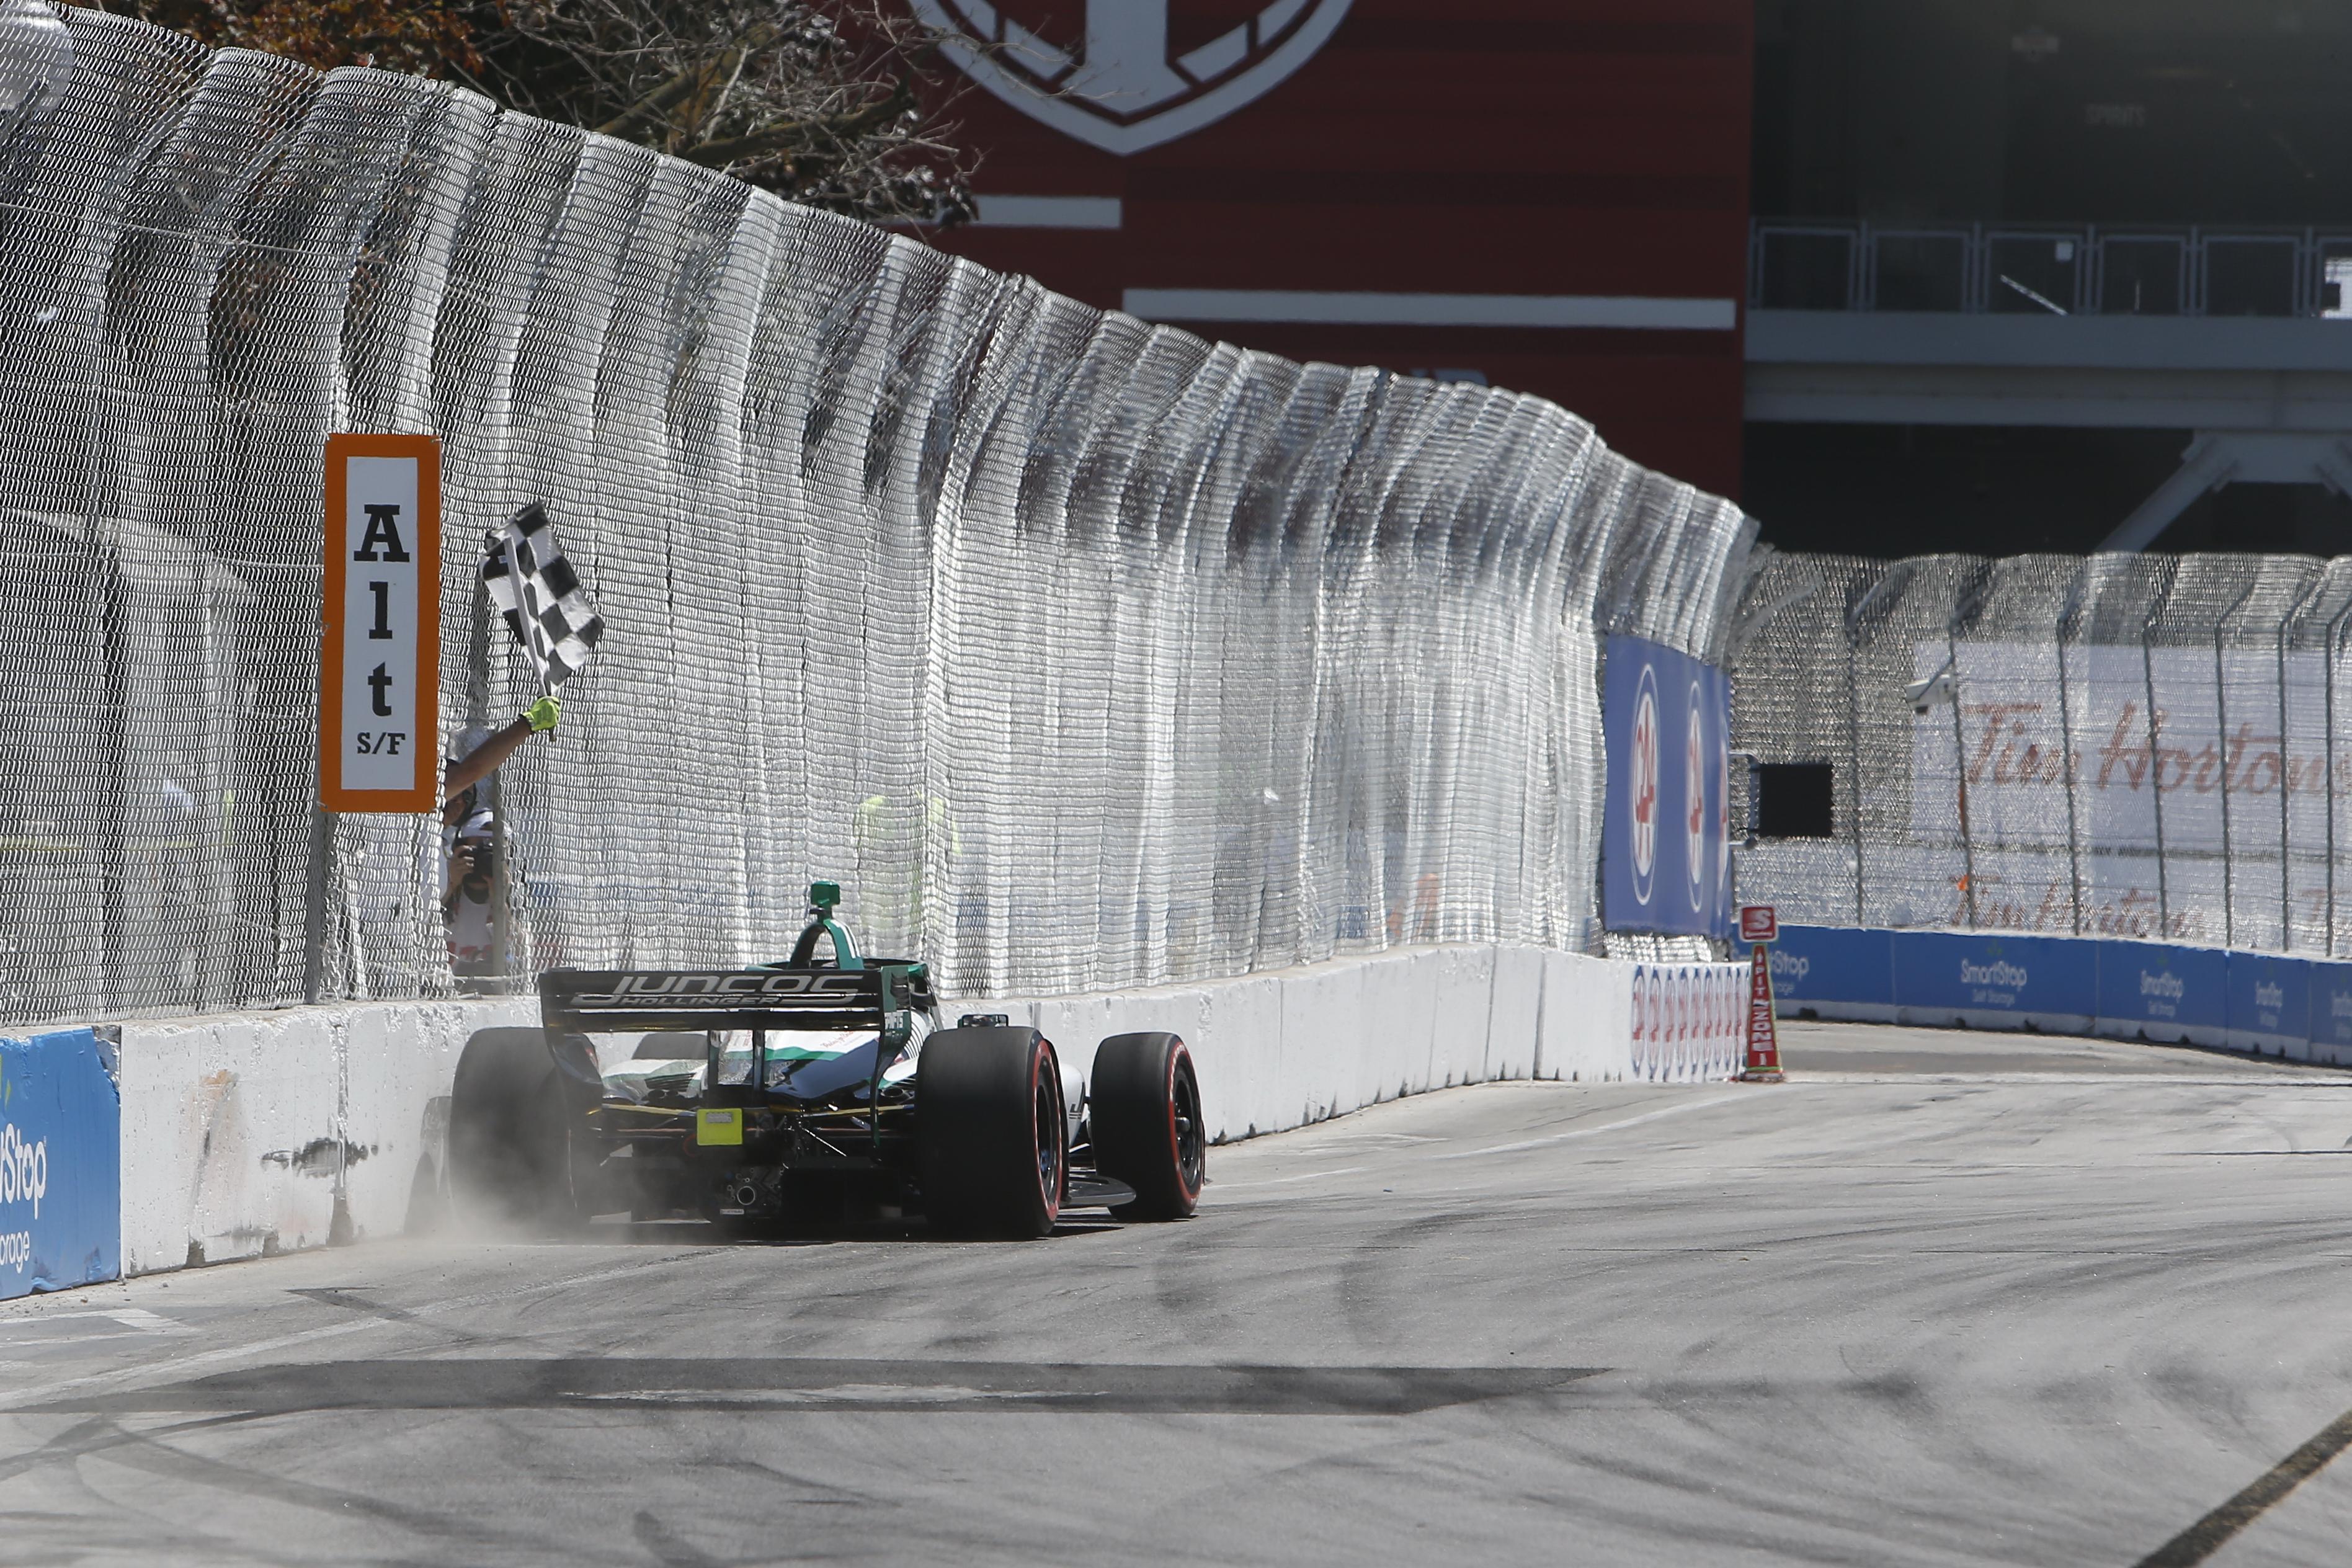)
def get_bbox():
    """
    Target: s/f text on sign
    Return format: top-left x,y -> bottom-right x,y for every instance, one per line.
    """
320,433 -> 440,812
